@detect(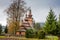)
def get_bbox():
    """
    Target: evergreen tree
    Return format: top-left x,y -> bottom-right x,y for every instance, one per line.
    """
0,24 -> 2,34
4,26 -> 8,33
25,29 -> 36,38
38,30 -> 45,39
34,23 -> 41,31
58,14 -> 60,27
44,9 -> 58,35
57,14 -> 60,36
